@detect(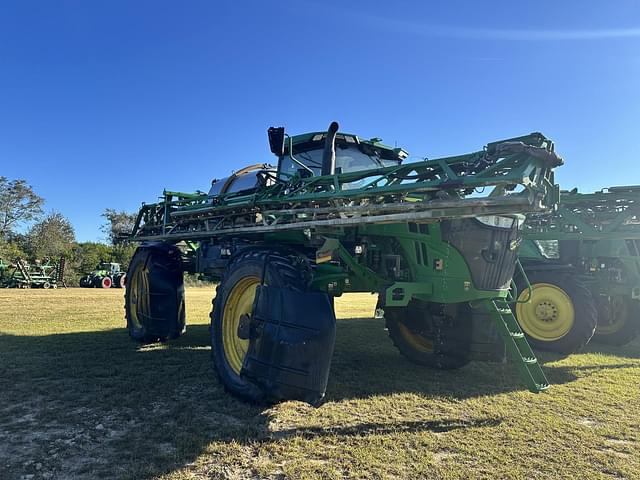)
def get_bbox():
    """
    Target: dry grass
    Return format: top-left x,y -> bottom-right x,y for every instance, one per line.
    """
0,288 -> 639,479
